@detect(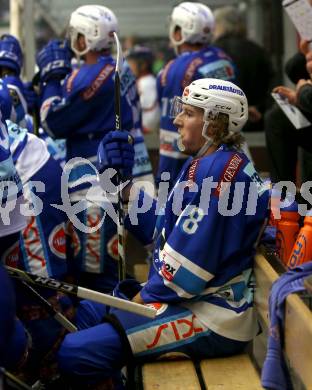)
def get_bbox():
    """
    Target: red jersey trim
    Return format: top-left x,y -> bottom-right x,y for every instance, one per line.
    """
182,58 -> 203,89
82,64 -> 115,100
214,153 -> 243,197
